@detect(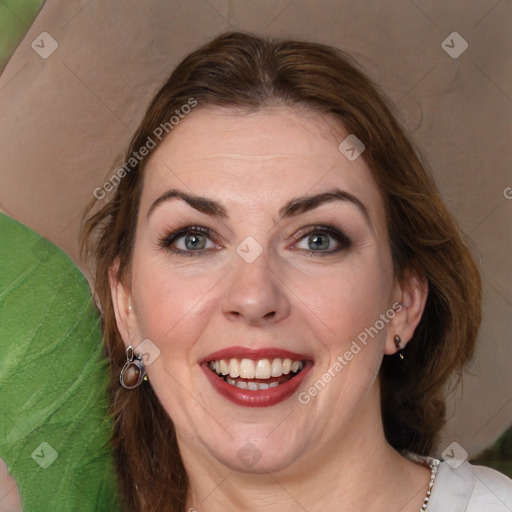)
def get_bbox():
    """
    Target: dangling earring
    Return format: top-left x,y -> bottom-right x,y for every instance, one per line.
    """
119,345 -> 147,389
394,335 -> 404,360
